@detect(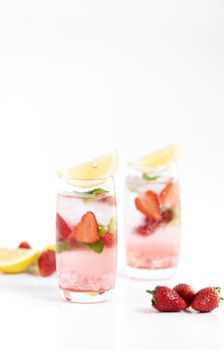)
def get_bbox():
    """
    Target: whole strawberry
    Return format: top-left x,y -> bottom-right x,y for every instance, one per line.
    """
174,283 -> 195,307
18,241 -> 31,249
146,286 -> 187,312
191,287 -> 222,312
38,250 -> 56,277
